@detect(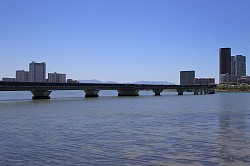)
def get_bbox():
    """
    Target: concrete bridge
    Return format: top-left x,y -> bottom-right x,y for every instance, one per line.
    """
0,81 -> 216,99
